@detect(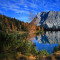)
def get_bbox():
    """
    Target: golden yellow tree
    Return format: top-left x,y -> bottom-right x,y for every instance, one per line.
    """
27,24 -> 36,40
39,27 -> 41,30
19,25 -> 21,30
5,18 -> 10,29
41,27 -> 44,31
15,26 -> 17,32
12,22 -> 14,30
